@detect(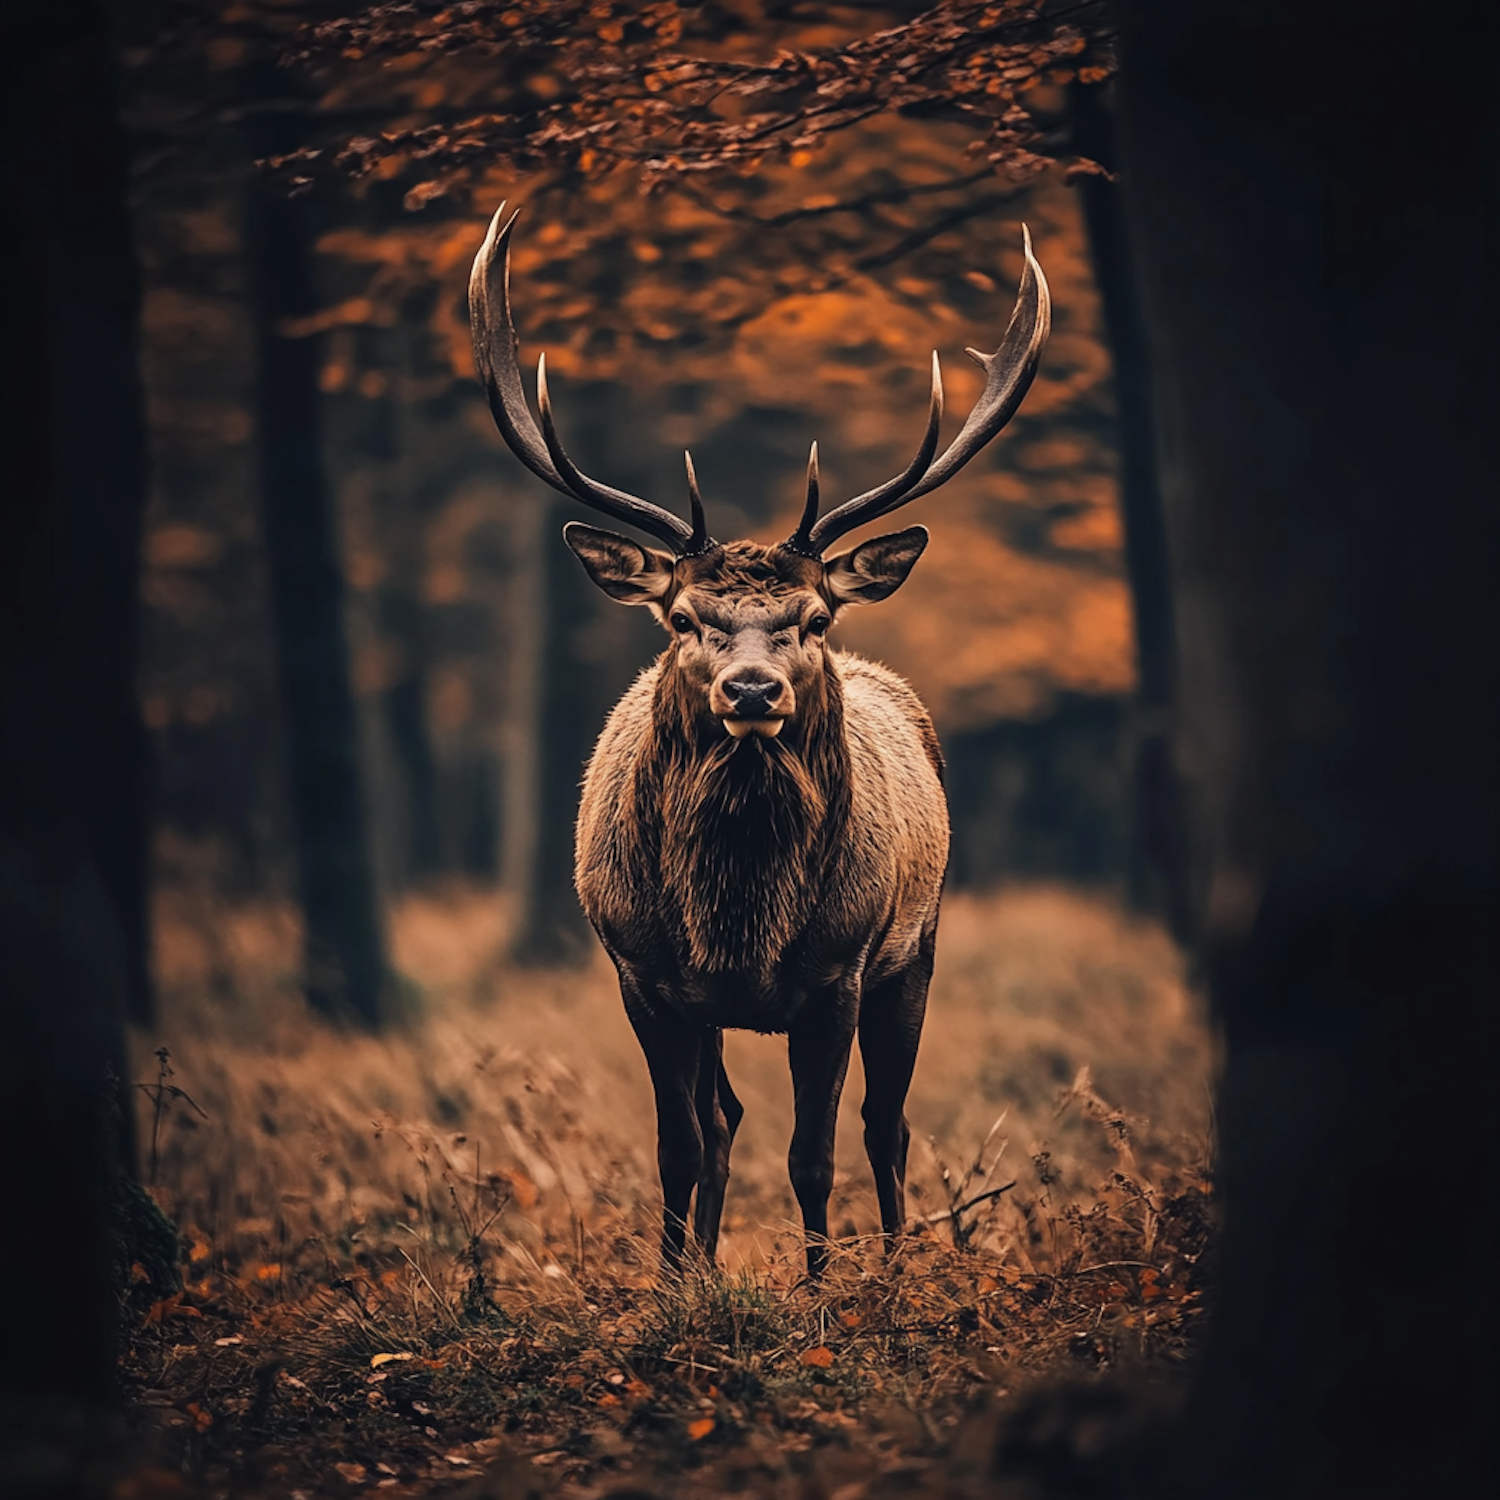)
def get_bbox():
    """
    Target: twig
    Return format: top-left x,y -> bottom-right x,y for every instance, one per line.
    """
657,1353 -> 720,1373
923,1181 -> 1017,1225
855,189 -> 1024,270
394,1244 -> 462,1332
135,1046 -> 207,1187
677,166 -> 996,227
965,1111 -> 1011,1191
